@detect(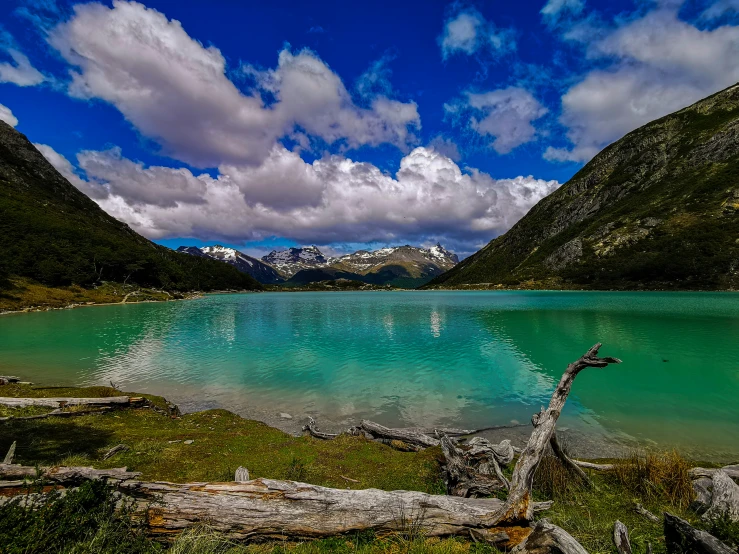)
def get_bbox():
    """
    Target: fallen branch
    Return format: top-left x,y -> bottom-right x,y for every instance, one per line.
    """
550,433 -> 593,488
571,460 -> 615,471
302,417 -> 340,440
664,512 -> 735,554
103,444 -> 130,460
613,520 -> 633,554
3,441 -> 15,464
488,343 -> 620,524
634,502 -> 660,524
